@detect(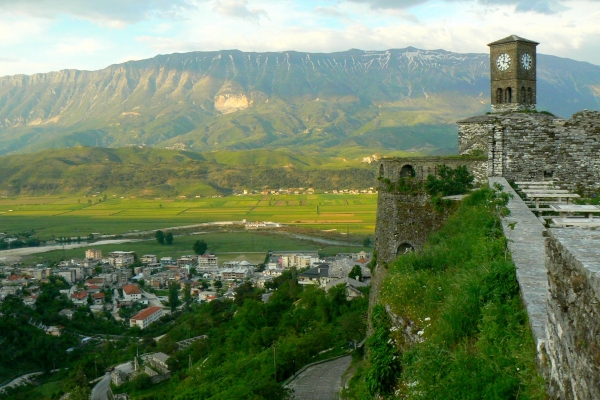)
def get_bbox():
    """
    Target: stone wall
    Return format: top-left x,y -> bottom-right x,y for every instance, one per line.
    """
378,156 -> 488,185
375,156 -> 487,264
458,110 -> 600,191
374,191 -> 447,263
545,228 -> 600,399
